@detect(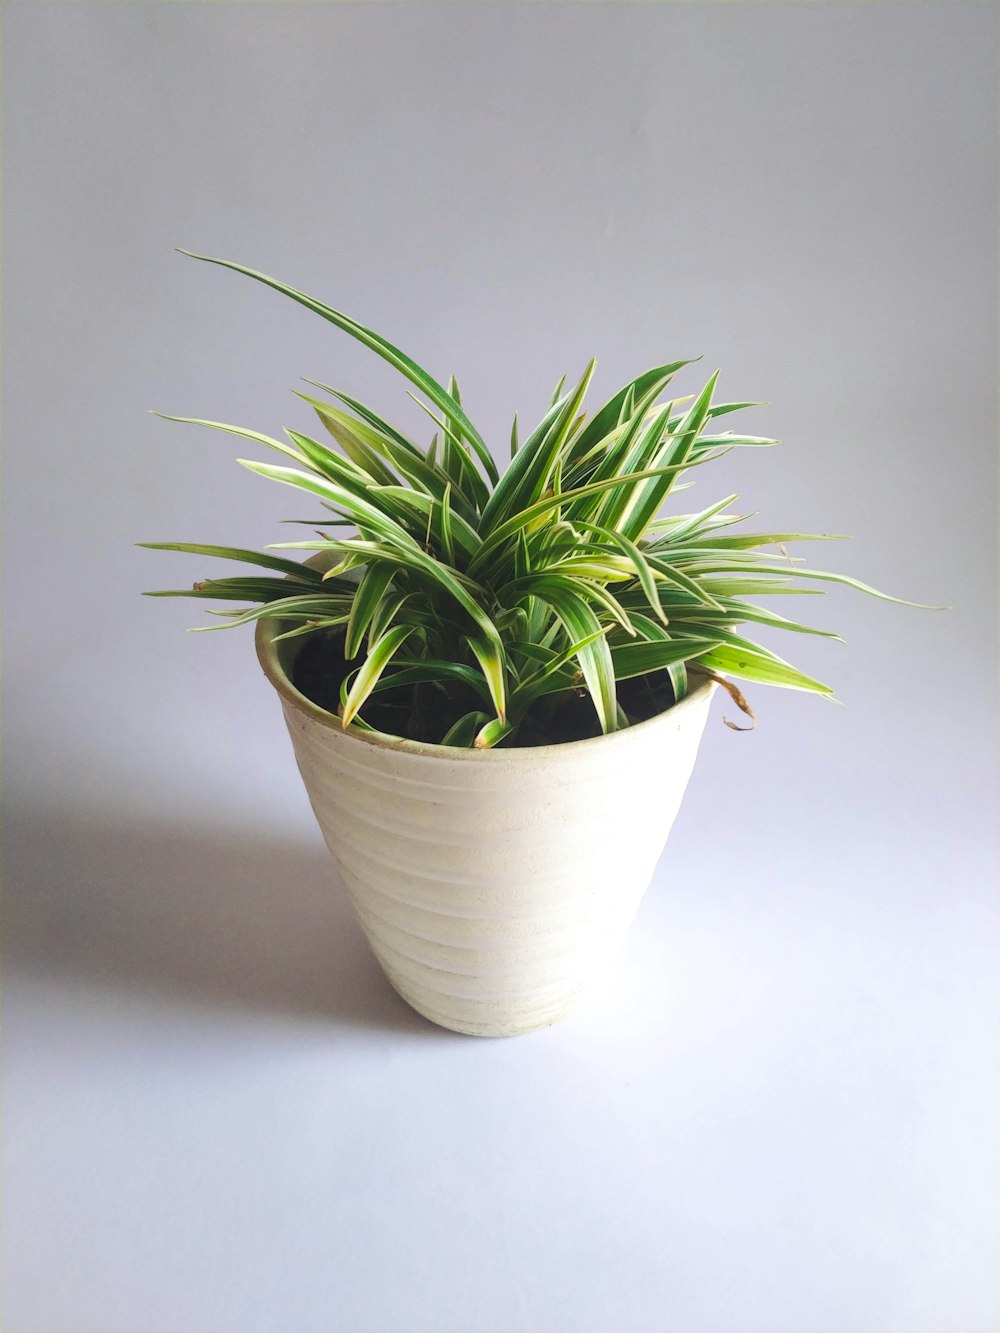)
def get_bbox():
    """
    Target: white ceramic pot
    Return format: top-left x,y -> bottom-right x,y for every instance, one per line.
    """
257,620 -> 716,1037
